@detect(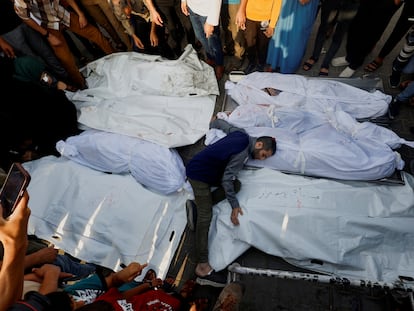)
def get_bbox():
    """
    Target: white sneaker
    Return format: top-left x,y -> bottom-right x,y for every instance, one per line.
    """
331,56 -> 350,67
339,66 -> 355,78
